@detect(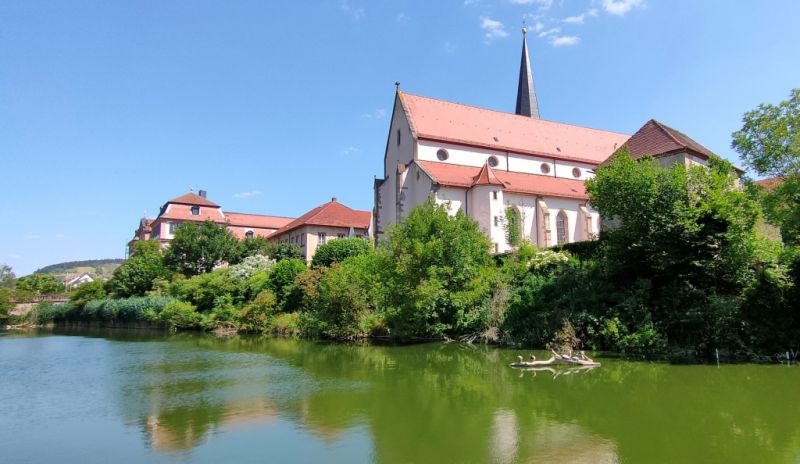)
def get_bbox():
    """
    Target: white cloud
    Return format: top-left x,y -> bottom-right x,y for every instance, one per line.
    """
550,35 -> 581,47
234,190 -> 261,199
444,41 -> 458,54
602,0 -> 642,15
588,8 -> 599,16
538,27 -> 560,38
532,21 -> 545,32
26,234 -> 40,240
511,0 -> 553,10
340,0 -> 365,21
563,13 -> 585,24
362,108 -> 387,119
480,17 -> 509,40
343,146 -> 361,156
396,12 -> 409,23
55,233 -> 66,240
